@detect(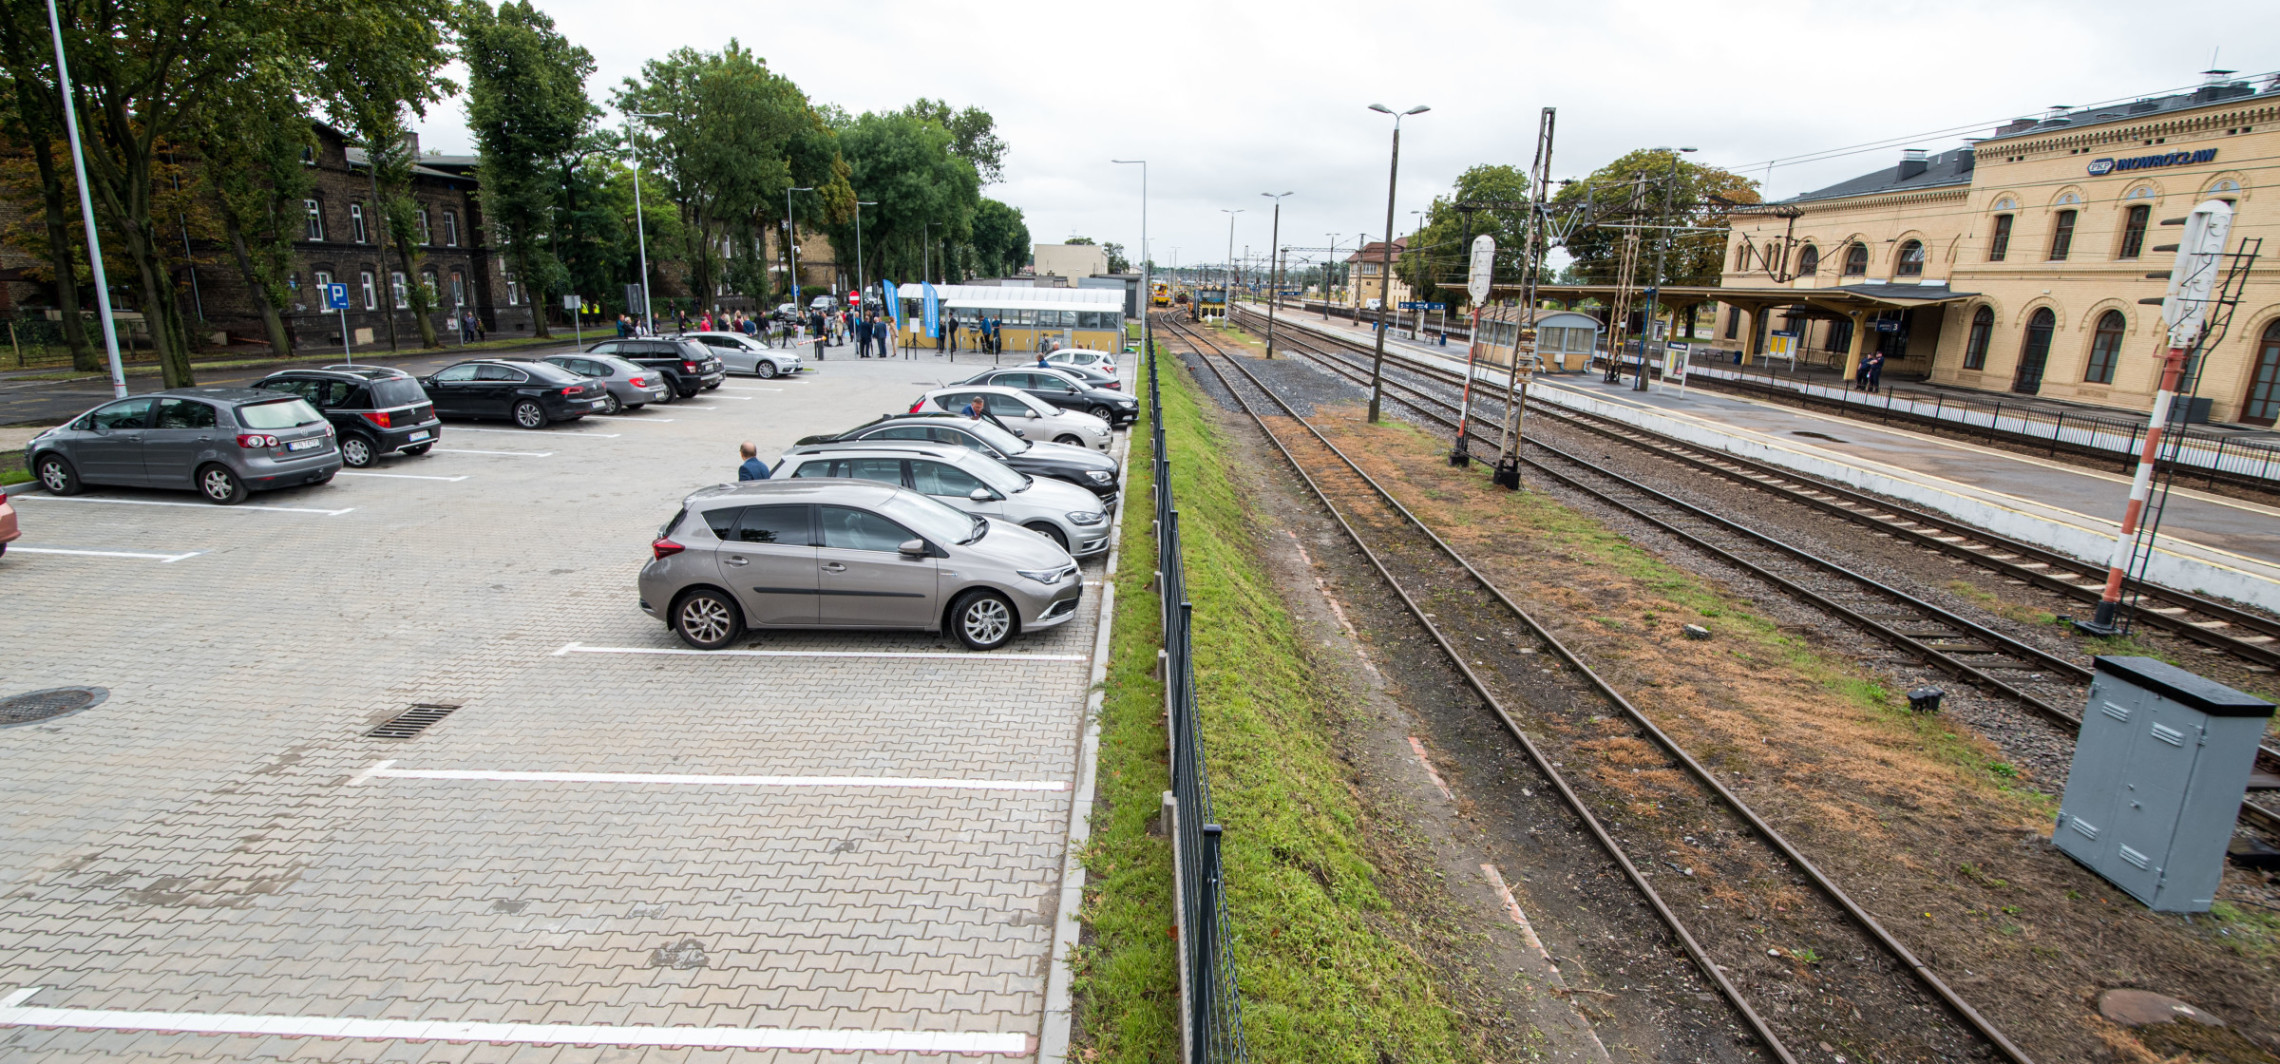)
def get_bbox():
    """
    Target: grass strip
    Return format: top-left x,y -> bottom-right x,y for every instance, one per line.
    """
1073,352 -> 1470,1062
